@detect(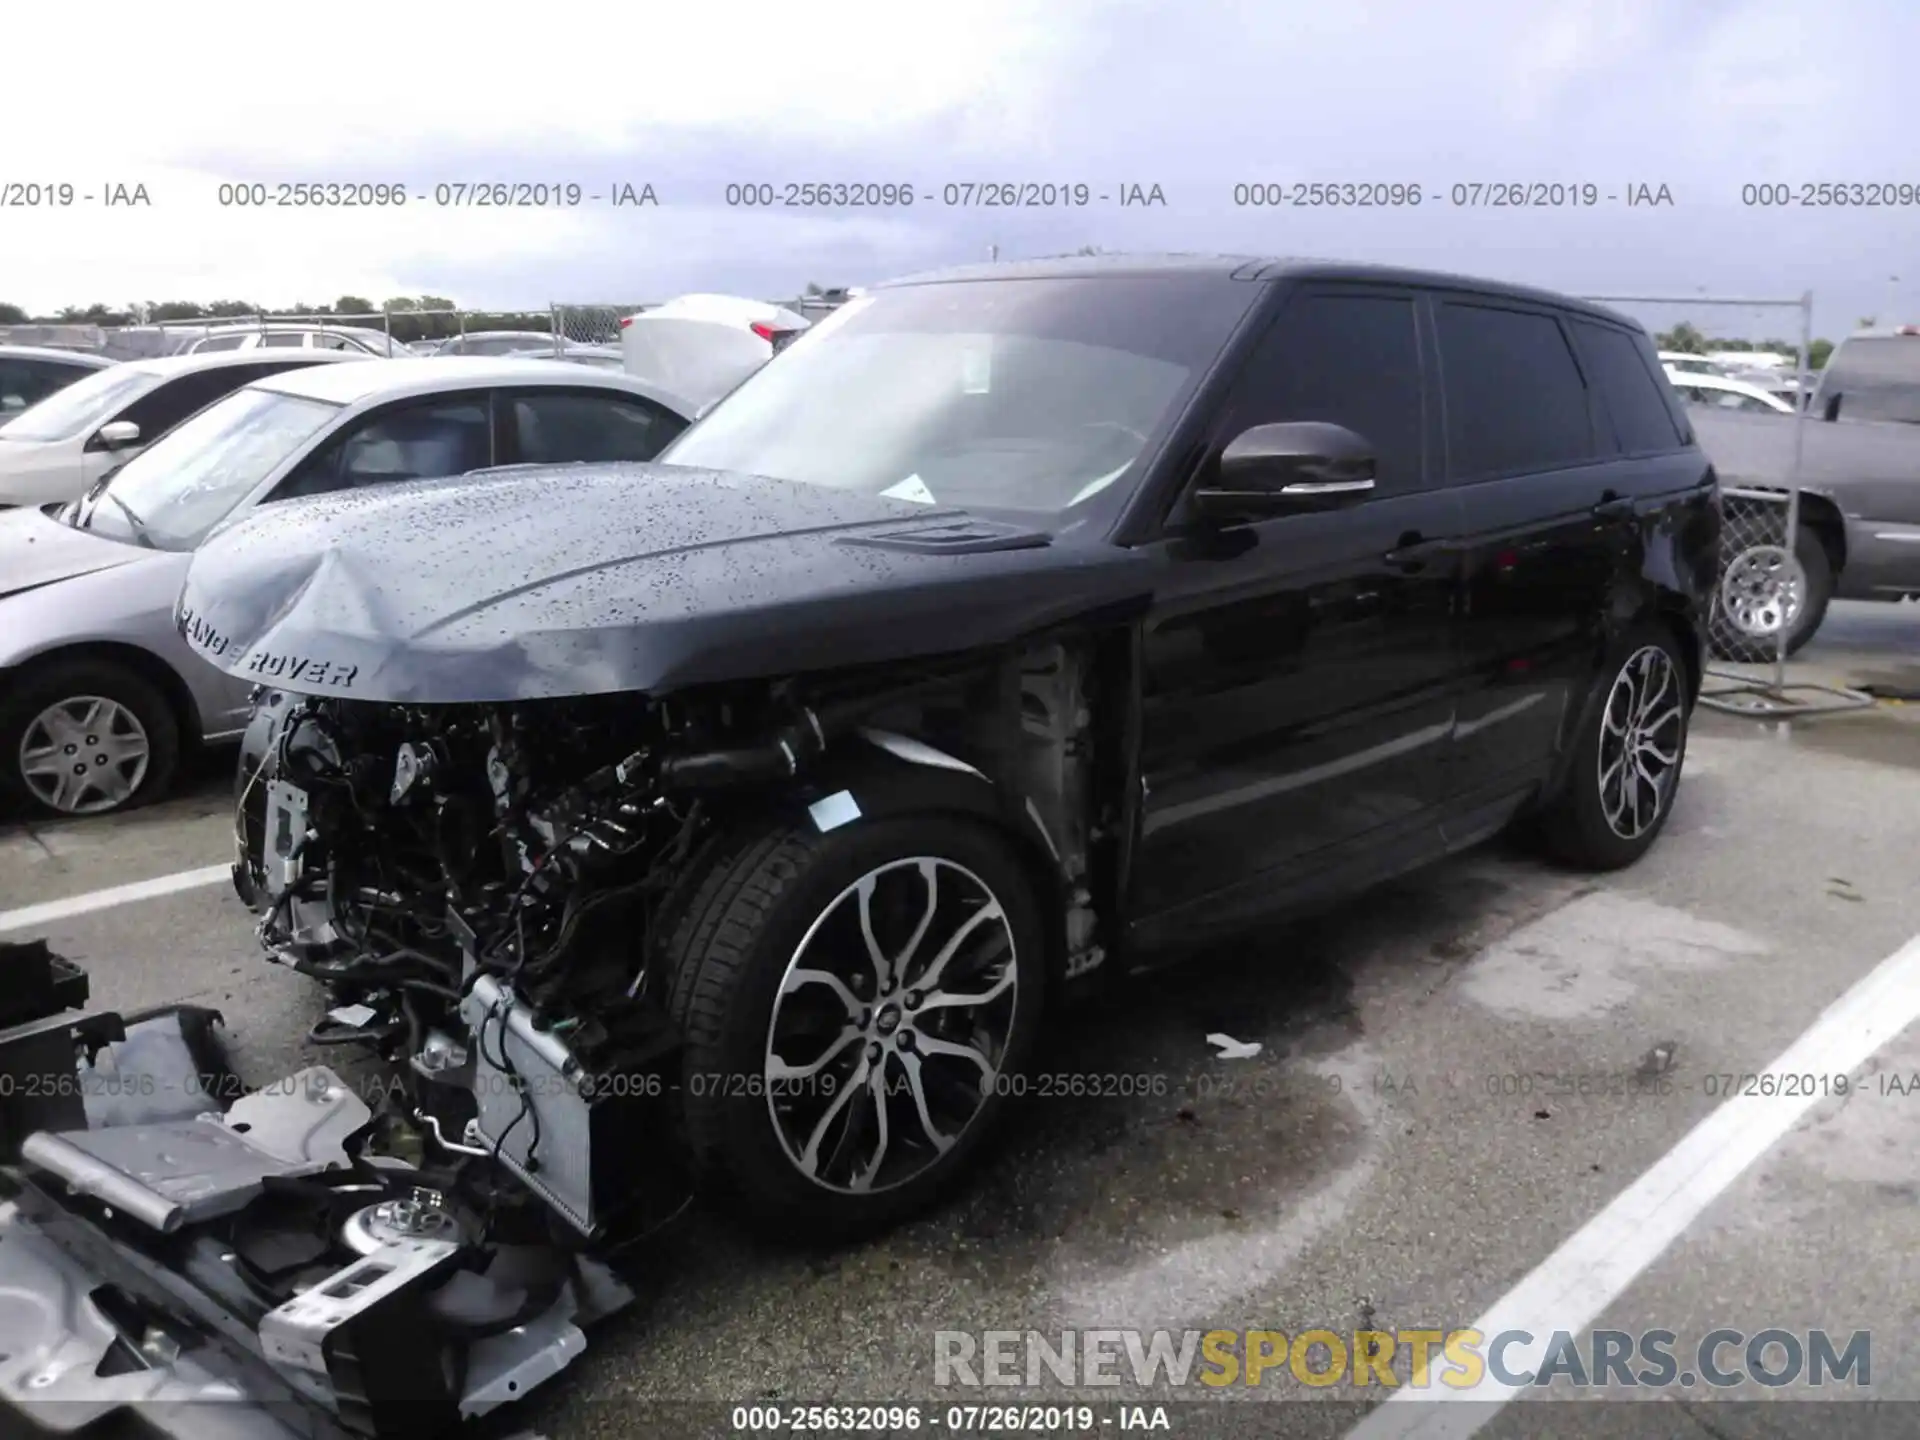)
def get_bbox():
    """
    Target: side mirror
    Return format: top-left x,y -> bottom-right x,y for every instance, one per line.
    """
93,420 -> 142,451
1190,421 -> 1376,523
